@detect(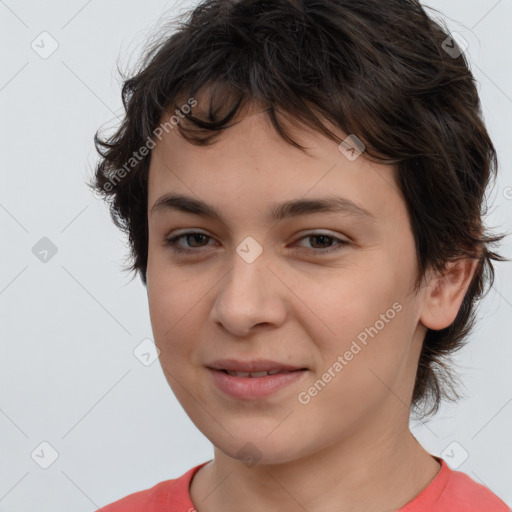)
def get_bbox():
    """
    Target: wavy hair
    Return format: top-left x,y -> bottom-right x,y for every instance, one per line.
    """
88,0 -> 508,416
